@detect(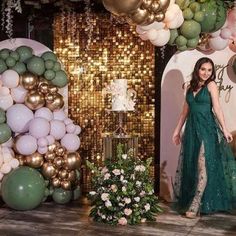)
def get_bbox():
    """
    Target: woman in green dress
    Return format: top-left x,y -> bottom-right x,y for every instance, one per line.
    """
172,57 -> 236,218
